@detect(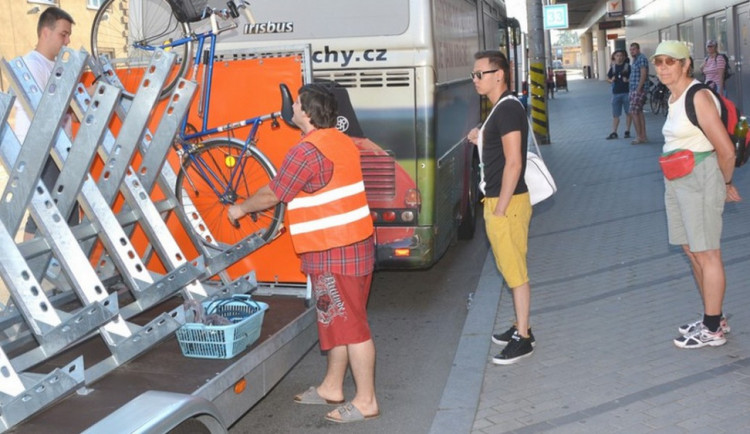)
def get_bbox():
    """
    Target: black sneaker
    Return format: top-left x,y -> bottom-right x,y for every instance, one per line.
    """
491,325 -> 535,347
624,131 -> 631,138
492,331 -> 534,365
